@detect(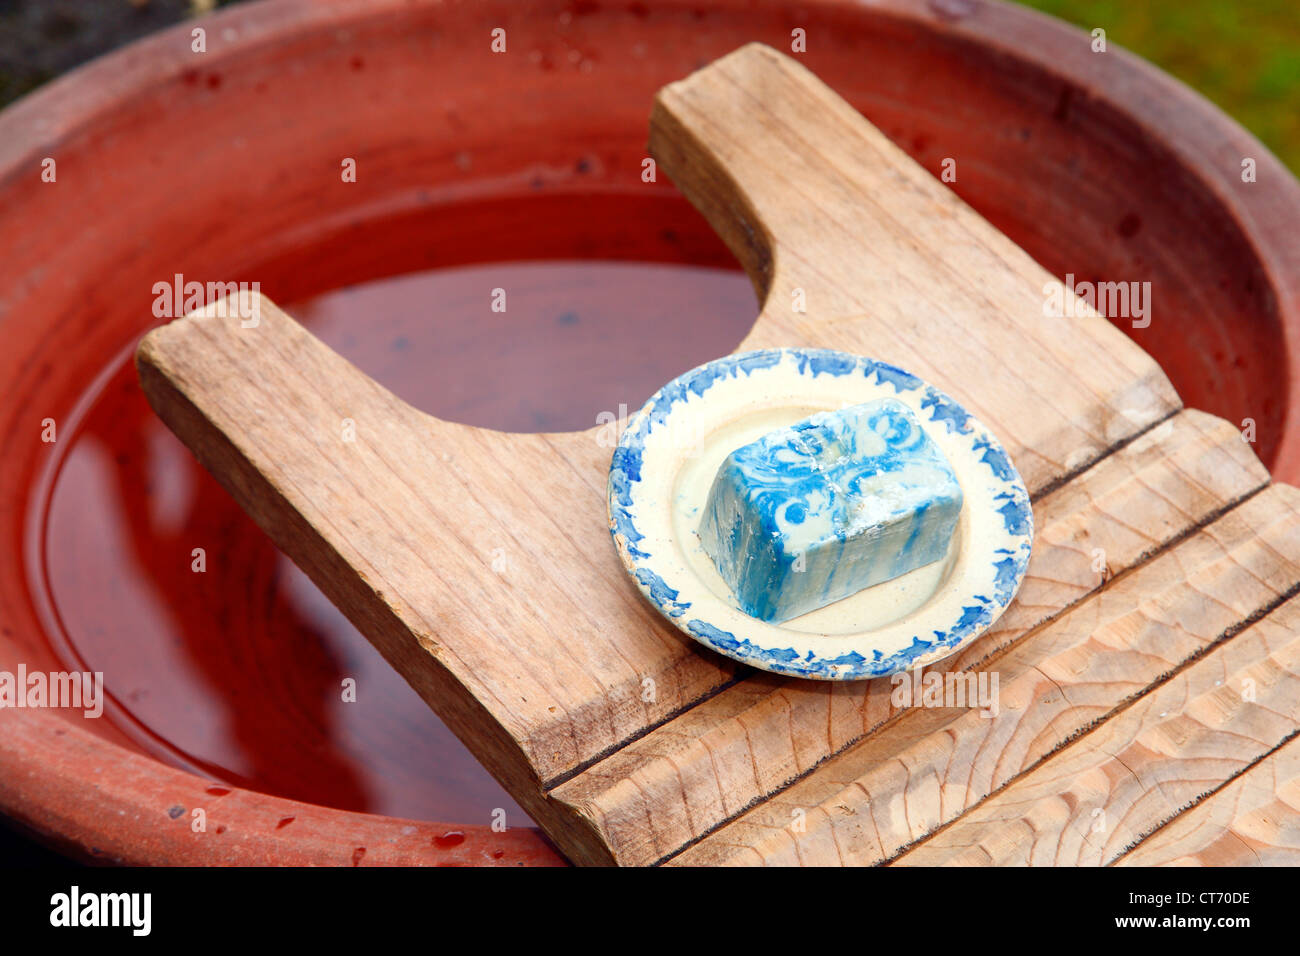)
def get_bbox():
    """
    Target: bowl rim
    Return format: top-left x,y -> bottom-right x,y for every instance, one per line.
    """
1,0 -> 1297,865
